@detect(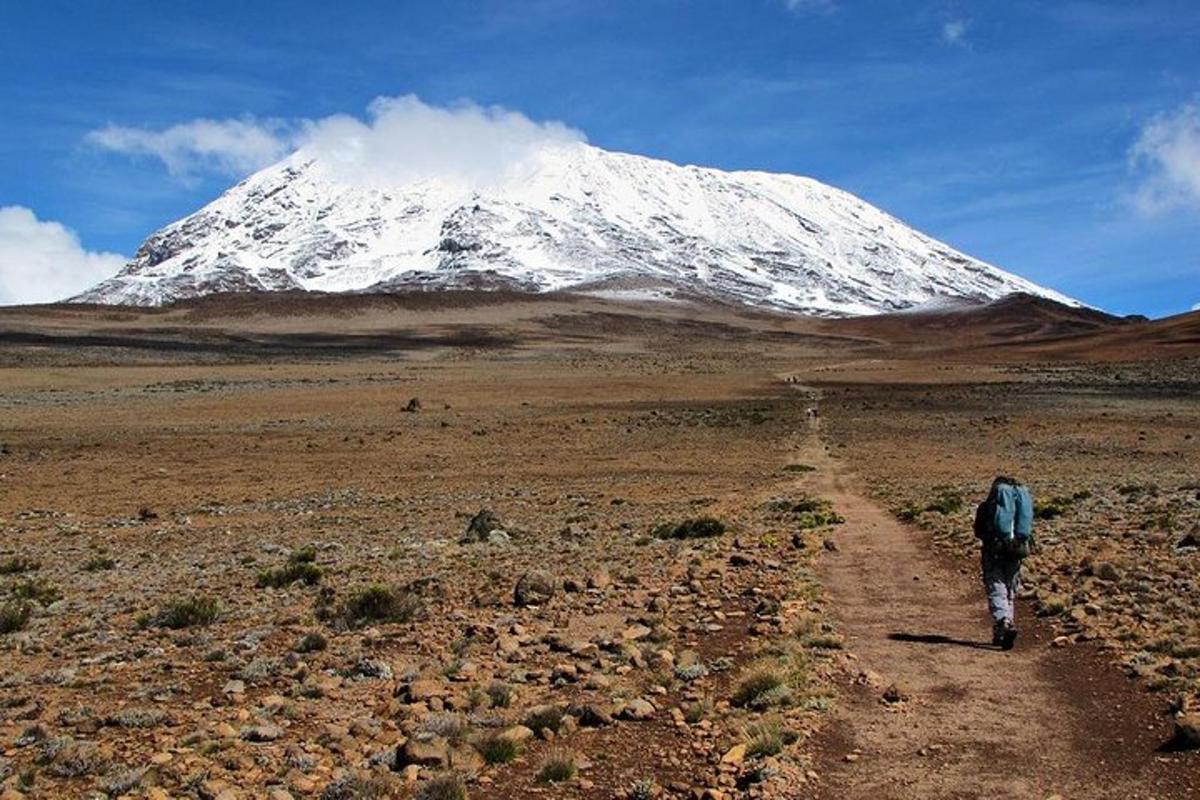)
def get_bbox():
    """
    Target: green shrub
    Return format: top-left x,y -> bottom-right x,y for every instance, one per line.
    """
289,545 -> 318,564
294,631 -> 328,653
474,732 -> 521,764
683,699 -> 711,724
486,680 -> 514,709
1035,496 -> 1073,520
744,718 -> 787,758
924,488 -> 963,515
0,600 -> 32,634
8,577 -> 61,605
81,555 -> 116,572
537,751 -> 576,783
416,774 -> 466,800
327,585 -> 421,628
257,547 -> 323,588
257,561 -> 323,588
732,666 -> 788,709
651,517 -> 726,540
0,556 -> 39,575
522,706 -> 564,735
147,595 -> 222,629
